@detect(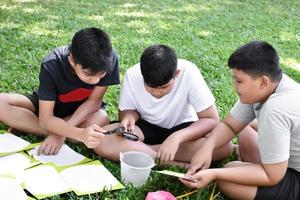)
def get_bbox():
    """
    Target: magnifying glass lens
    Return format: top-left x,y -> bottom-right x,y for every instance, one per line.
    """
123,132 -> 139,141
